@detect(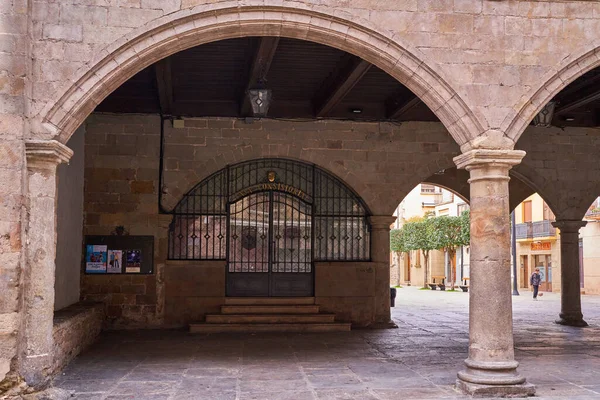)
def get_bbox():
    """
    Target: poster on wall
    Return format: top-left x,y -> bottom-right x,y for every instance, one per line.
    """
85,245 -> 108,273
107,250 -> 123,274
125,249 -> 142,273
84,236 -> 153,275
